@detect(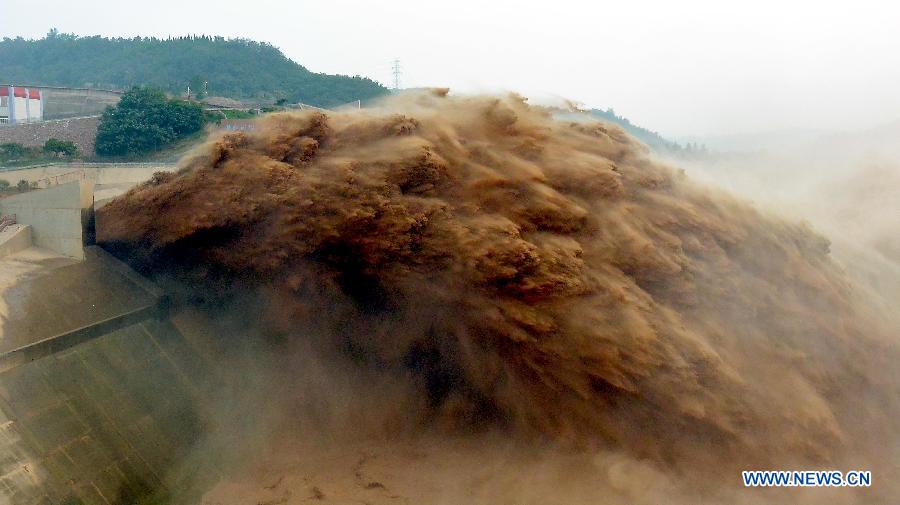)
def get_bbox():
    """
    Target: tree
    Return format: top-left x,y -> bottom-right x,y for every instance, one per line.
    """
95,87 -> 206,156
43,138 -> 78,157
16,180 -> 29,192
0,143 -> 29,160
0,180 -> 10,190
189,75 -> 207,100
